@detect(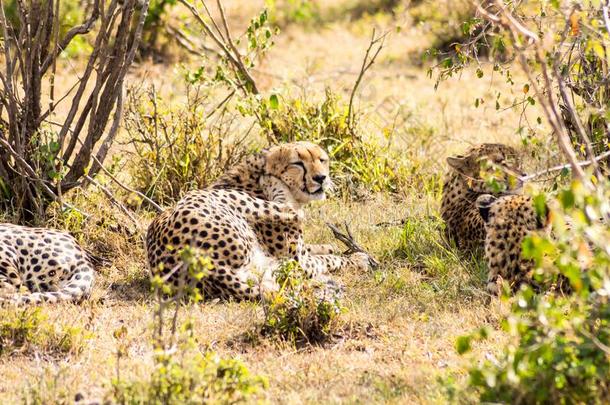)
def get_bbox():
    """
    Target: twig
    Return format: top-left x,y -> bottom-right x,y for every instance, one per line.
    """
87,154 -> 164,214
326,222 -> 379,268
83,174 -> 140,227
521,150 -> 610,182
178,0 -> 259,94
347,29 -> 387,134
